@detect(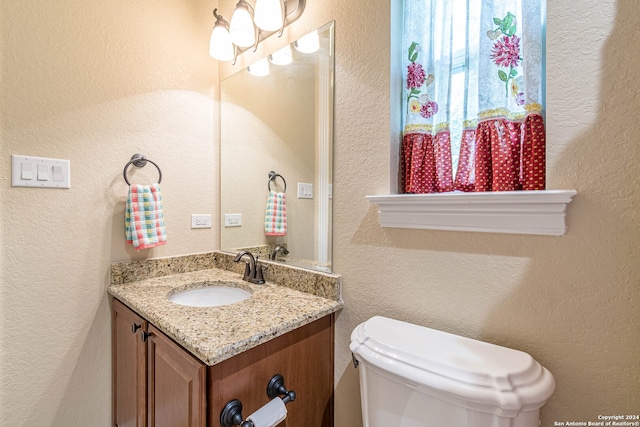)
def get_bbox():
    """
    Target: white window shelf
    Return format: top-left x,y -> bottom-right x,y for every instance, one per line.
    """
366,190 -> 577,236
